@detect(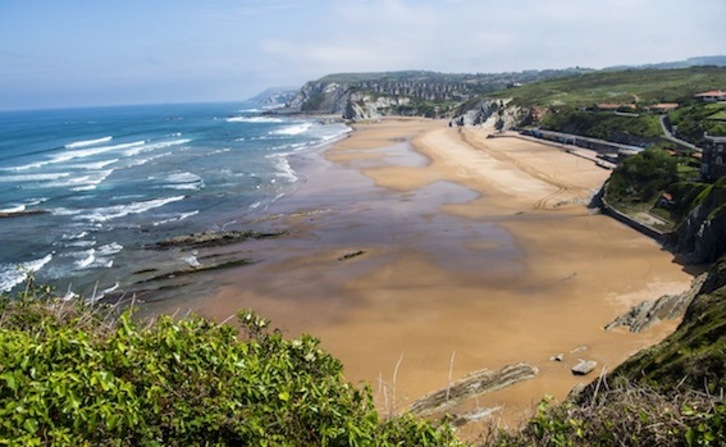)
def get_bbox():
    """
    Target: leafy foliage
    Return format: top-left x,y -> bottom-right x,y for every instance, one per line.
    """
0,287 -> 464,446
541,108 -> 664,142
487,390 -> 726,447
606,148 -> 679,204
668,102 -> 726,145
